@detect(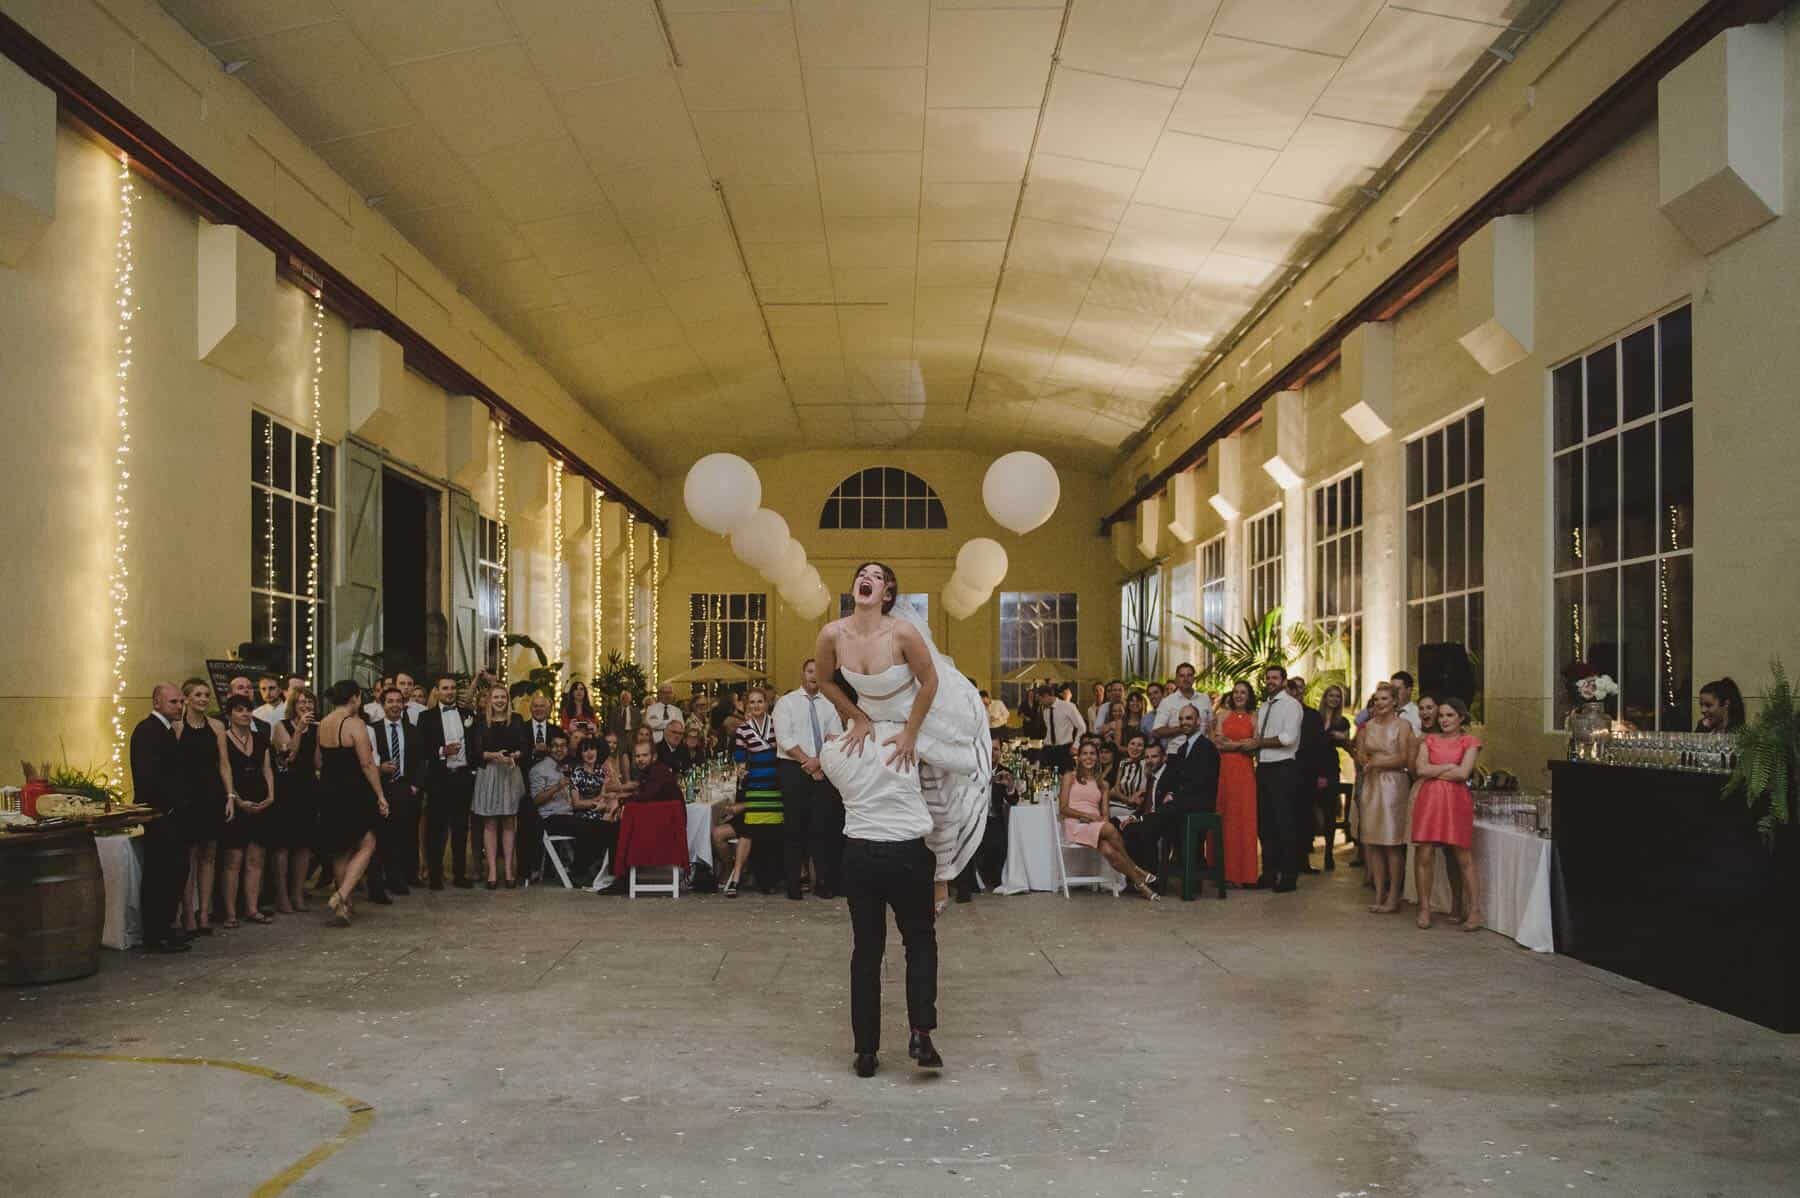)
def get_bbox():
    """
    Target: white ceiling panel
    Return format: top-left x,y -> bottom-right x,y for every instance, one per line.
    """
926,8 -> 1061,108
1037,69 -> 1179,171
805,69 -> 927,152
1136,133 -> 1276,218
1260,114 -> 1413,206
794,0 -> 930,68
1060,0 -> 1222,87
1212,0 -> 1386,57
159,0 -> 1529,471
1169,36 -> 1343,150
1315,9 -> 1498,130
